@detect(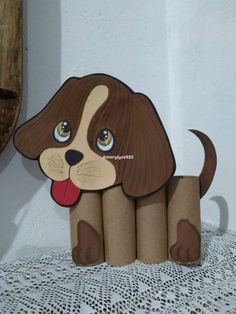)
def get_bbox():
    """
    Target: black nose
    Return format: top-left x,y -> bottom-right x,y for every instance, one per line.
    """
65,150 -> 84,166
